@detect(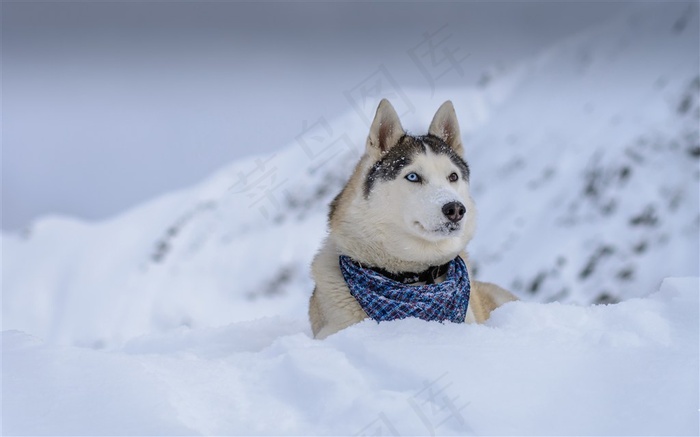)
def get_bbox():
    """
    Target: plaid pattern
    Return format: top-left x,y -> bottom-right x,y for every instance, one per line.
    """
339,255 -> 470,323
